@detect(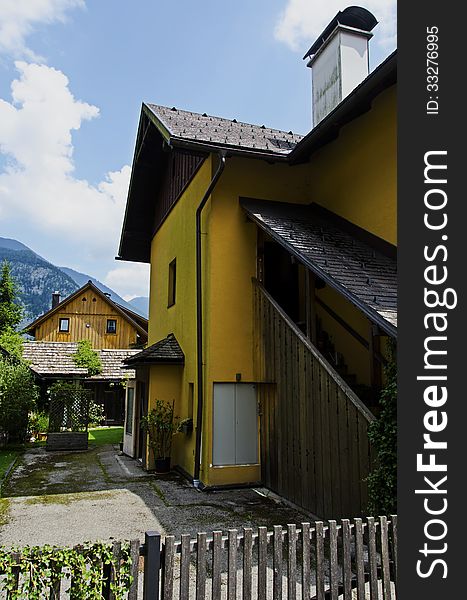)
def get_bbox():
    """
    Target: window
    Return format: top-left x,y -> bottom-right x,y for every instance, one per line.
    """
168,258 -> 176,307
59,318 -> 69,332
106,319 -> 117,334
